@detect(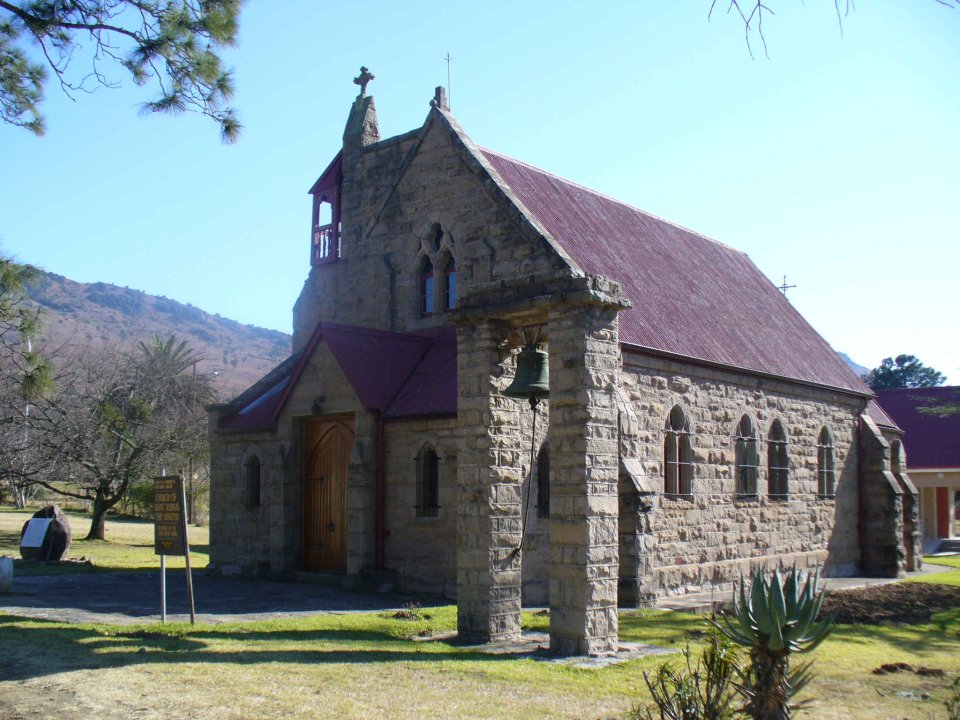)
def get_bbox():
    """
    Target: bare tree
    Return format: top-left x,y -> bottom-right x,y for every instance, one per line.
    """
710,1 -> 958,58
30,335 -> 214,539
